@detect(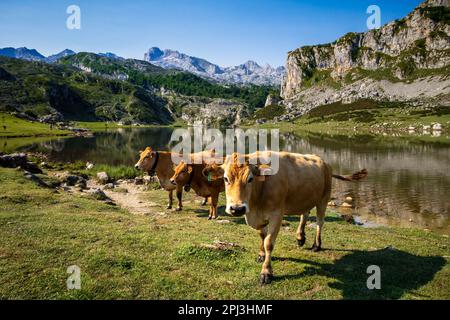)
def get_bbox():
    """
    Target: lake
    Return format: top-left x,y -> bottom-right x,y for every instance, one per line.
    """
1,127 -> 449,234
